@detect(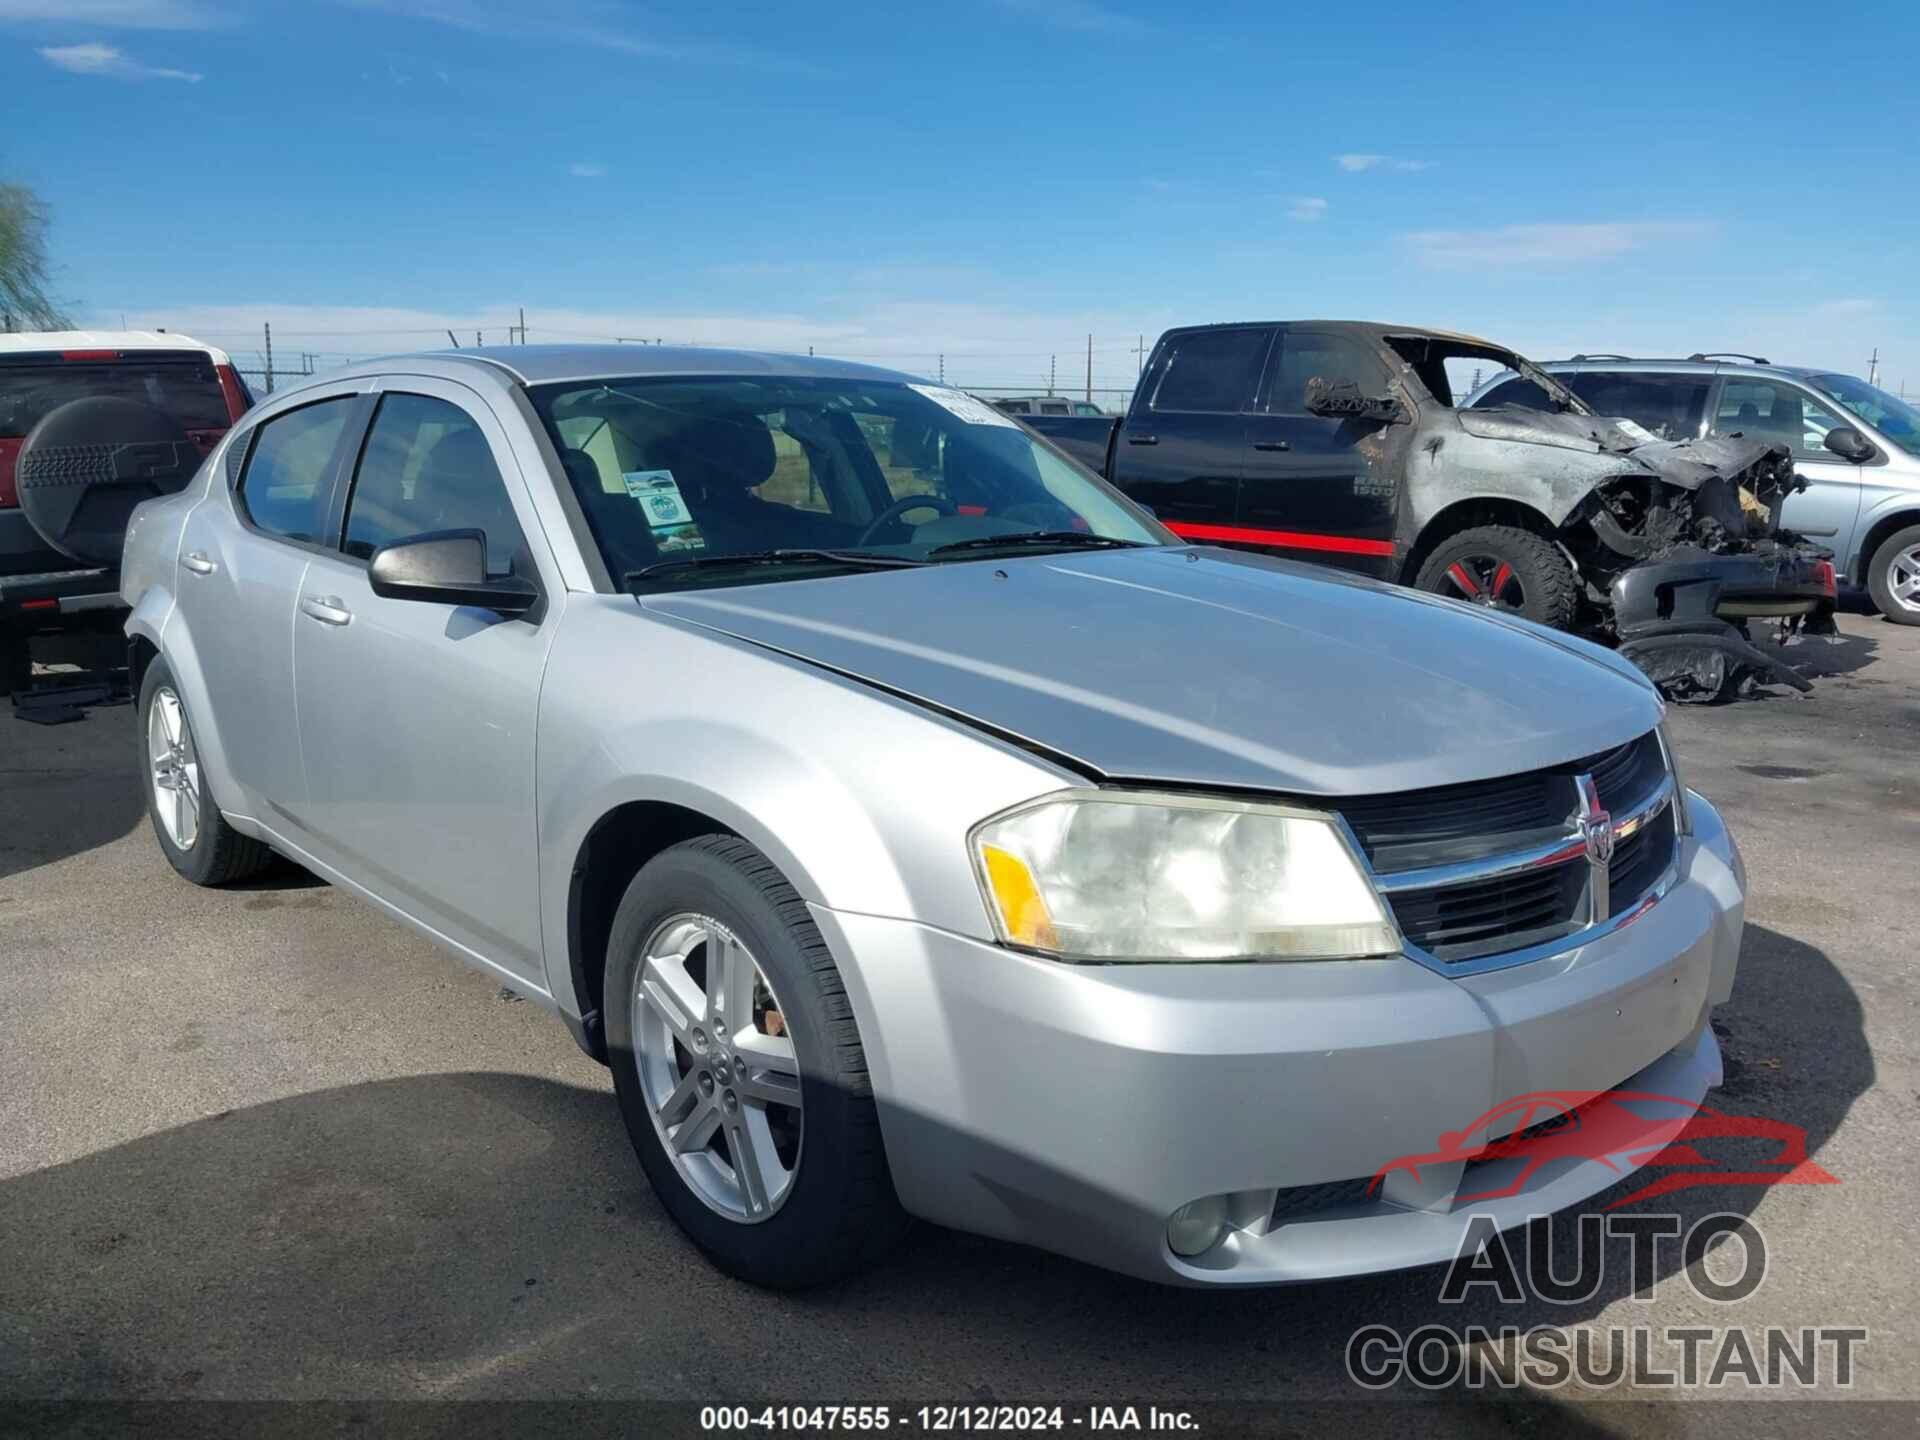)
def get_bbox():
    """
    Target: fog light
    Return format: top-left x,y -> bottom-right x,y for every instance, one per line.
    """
1166,1196 -> 1231,1258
